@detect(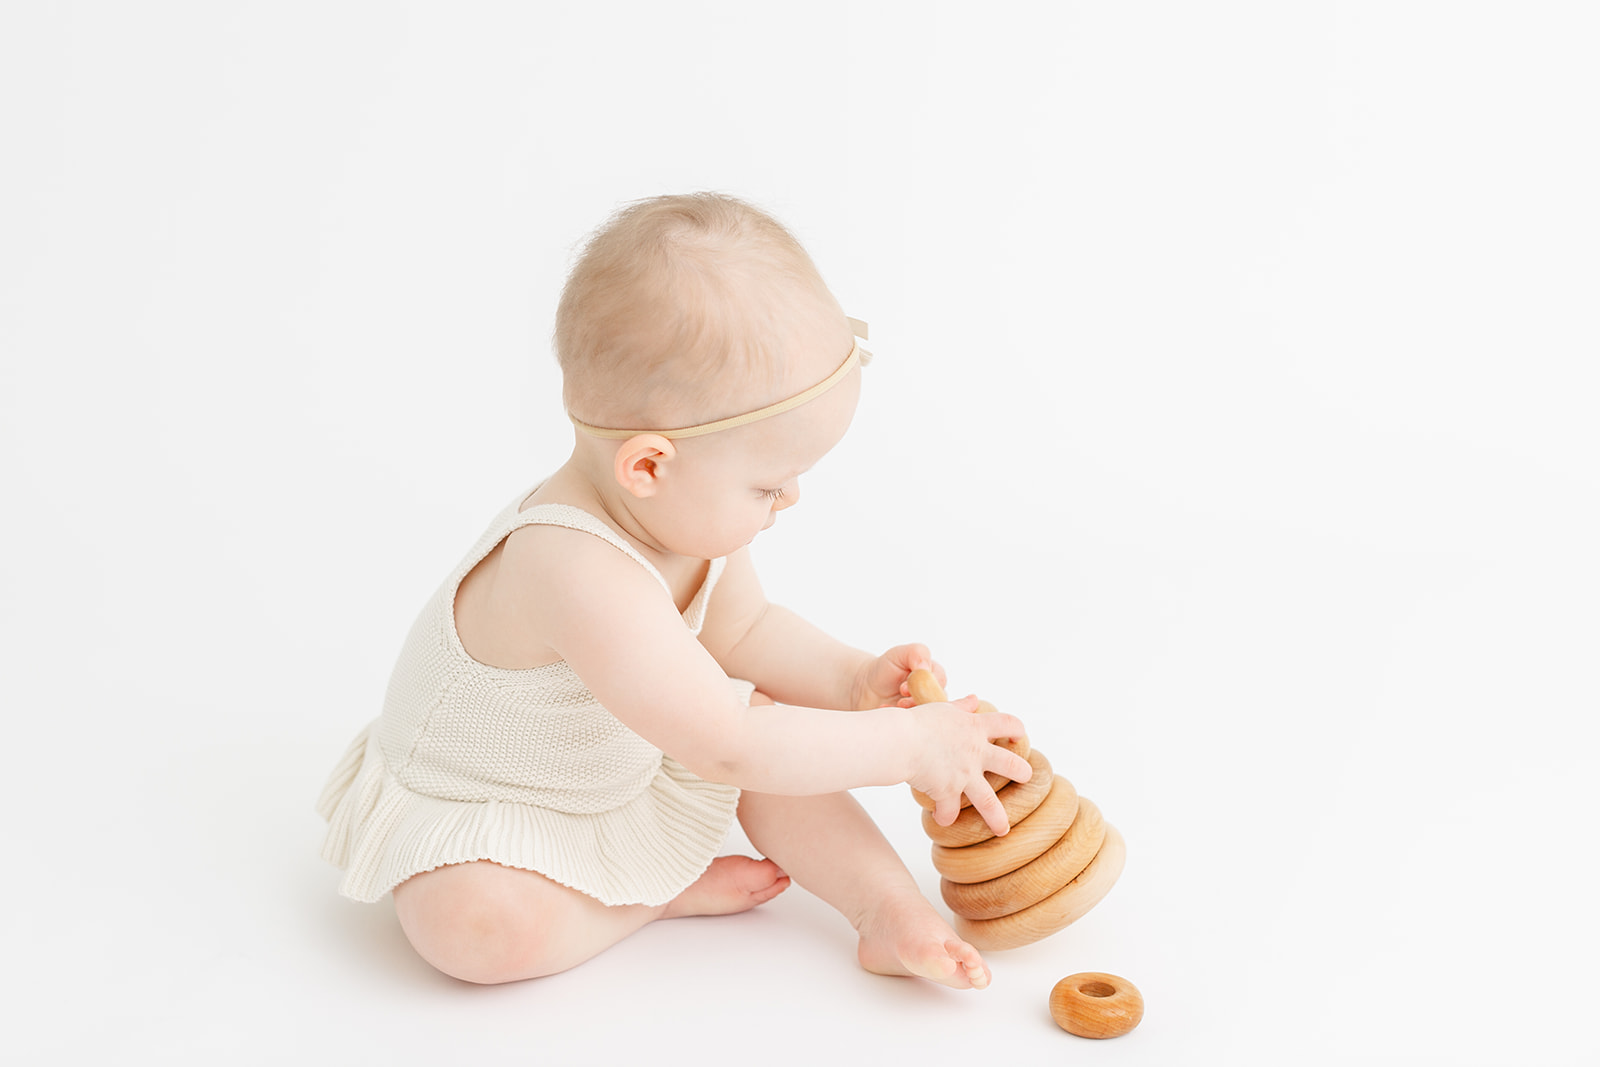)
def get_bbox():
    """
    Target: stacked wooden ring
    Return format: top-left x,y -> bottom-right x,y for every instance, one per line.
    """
908,670 -> 1125,951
